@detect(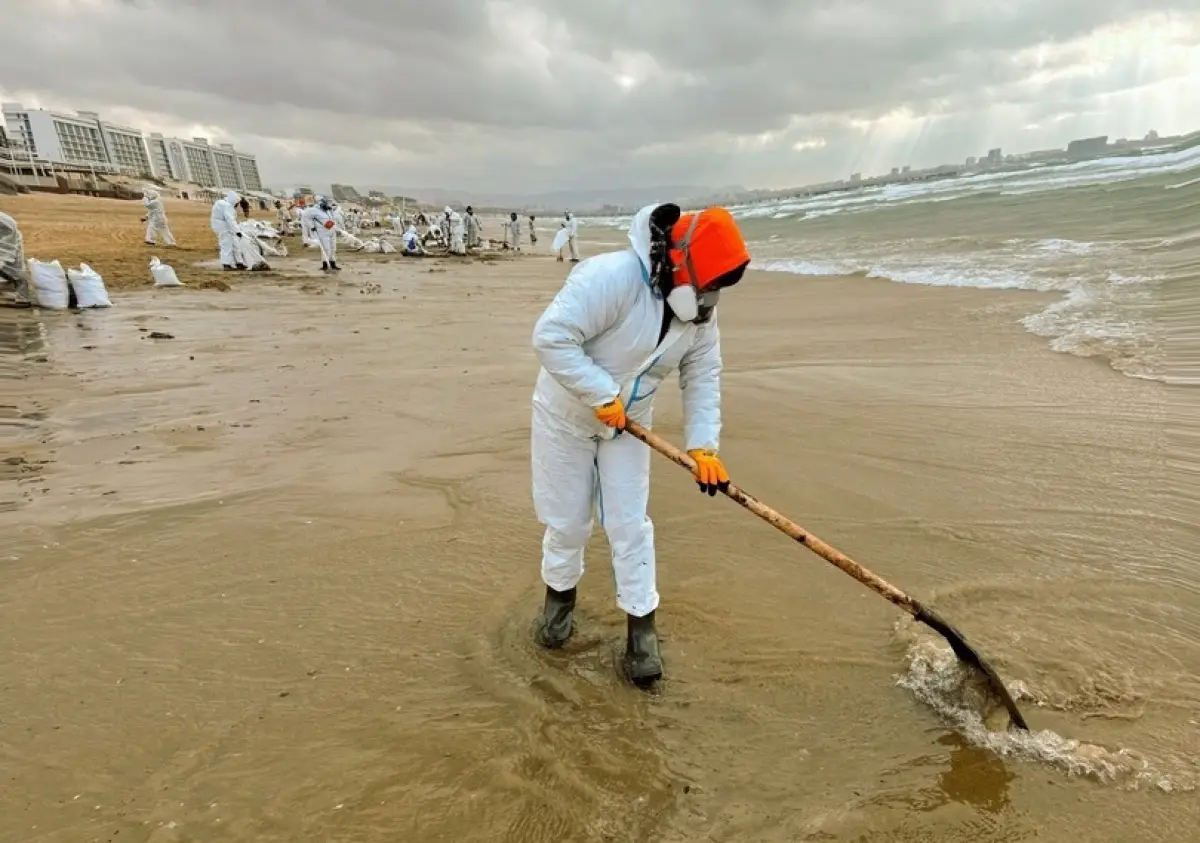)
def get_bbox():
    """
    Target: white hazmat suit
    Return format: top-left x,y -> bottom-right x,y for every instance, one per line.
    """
531,202 -> 749,683
465,210 -> 482,248
210,190 -> 242,268
449,212 -> 466,255
301,198 -> 339,270
143,188 -> 176,246
531,203 -> 723,617
564,212 -> 580,261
